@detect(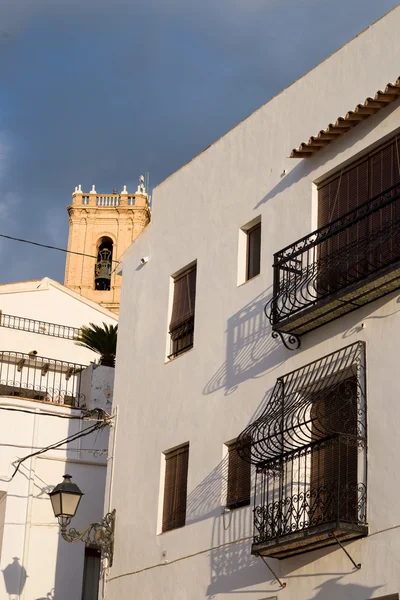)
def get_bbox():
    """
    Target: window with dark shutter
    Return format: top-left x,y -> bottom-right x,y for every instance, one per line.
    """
247,223 -> 261,281
317,134 -> 400,293
169,264 -> 197,359
81,546 -> 101,600
162,444 -> 189,532
226,440 -> 251,509
237,342 -> 367,550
